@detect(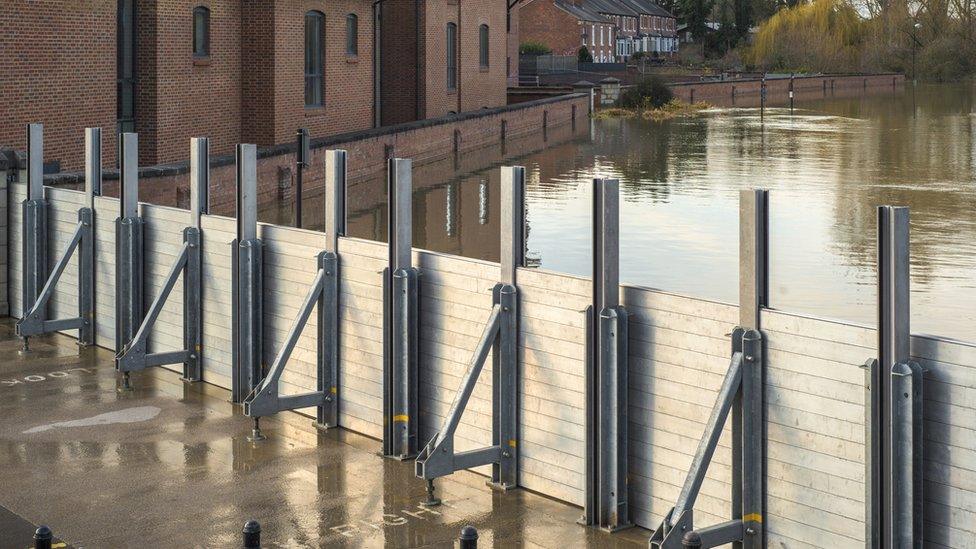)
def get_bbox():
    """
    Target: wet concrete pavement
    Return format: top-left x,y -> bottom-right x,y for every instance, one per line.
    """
0,319 -> 647,548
